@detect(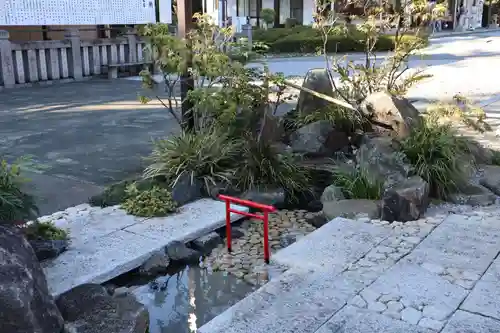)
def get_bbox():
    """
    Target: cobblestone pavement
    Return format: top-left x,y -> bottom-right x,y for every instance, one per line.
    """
199,204 -> 500,333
